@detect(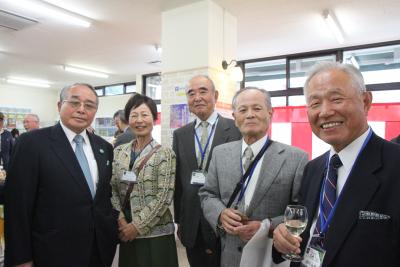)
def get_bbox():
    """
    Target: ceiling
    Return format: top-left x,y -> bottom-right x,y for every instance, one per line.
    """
0,0 -> 399,91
